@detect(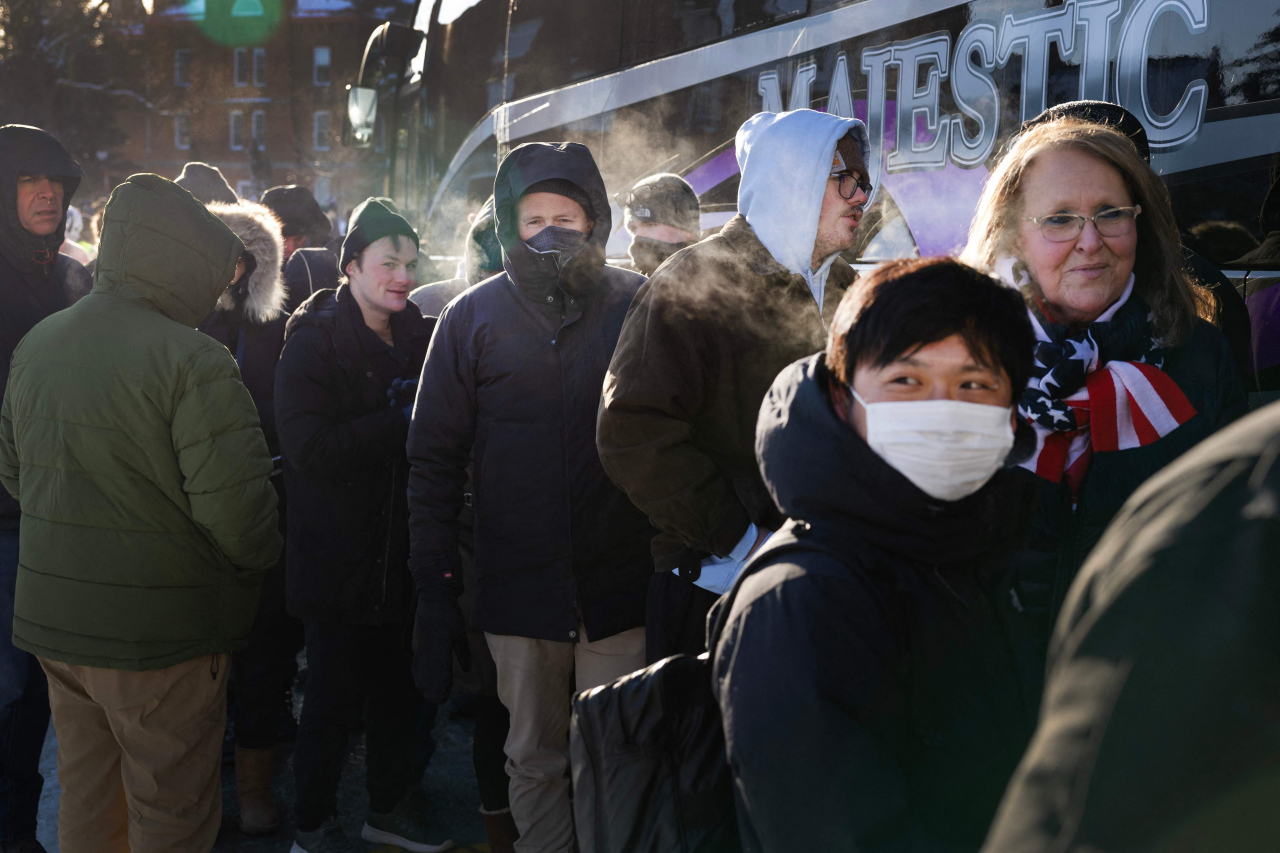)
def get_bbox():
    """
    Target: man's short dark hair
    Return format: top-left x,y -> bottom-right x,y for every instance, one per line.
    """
827,257 -> 1034,396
